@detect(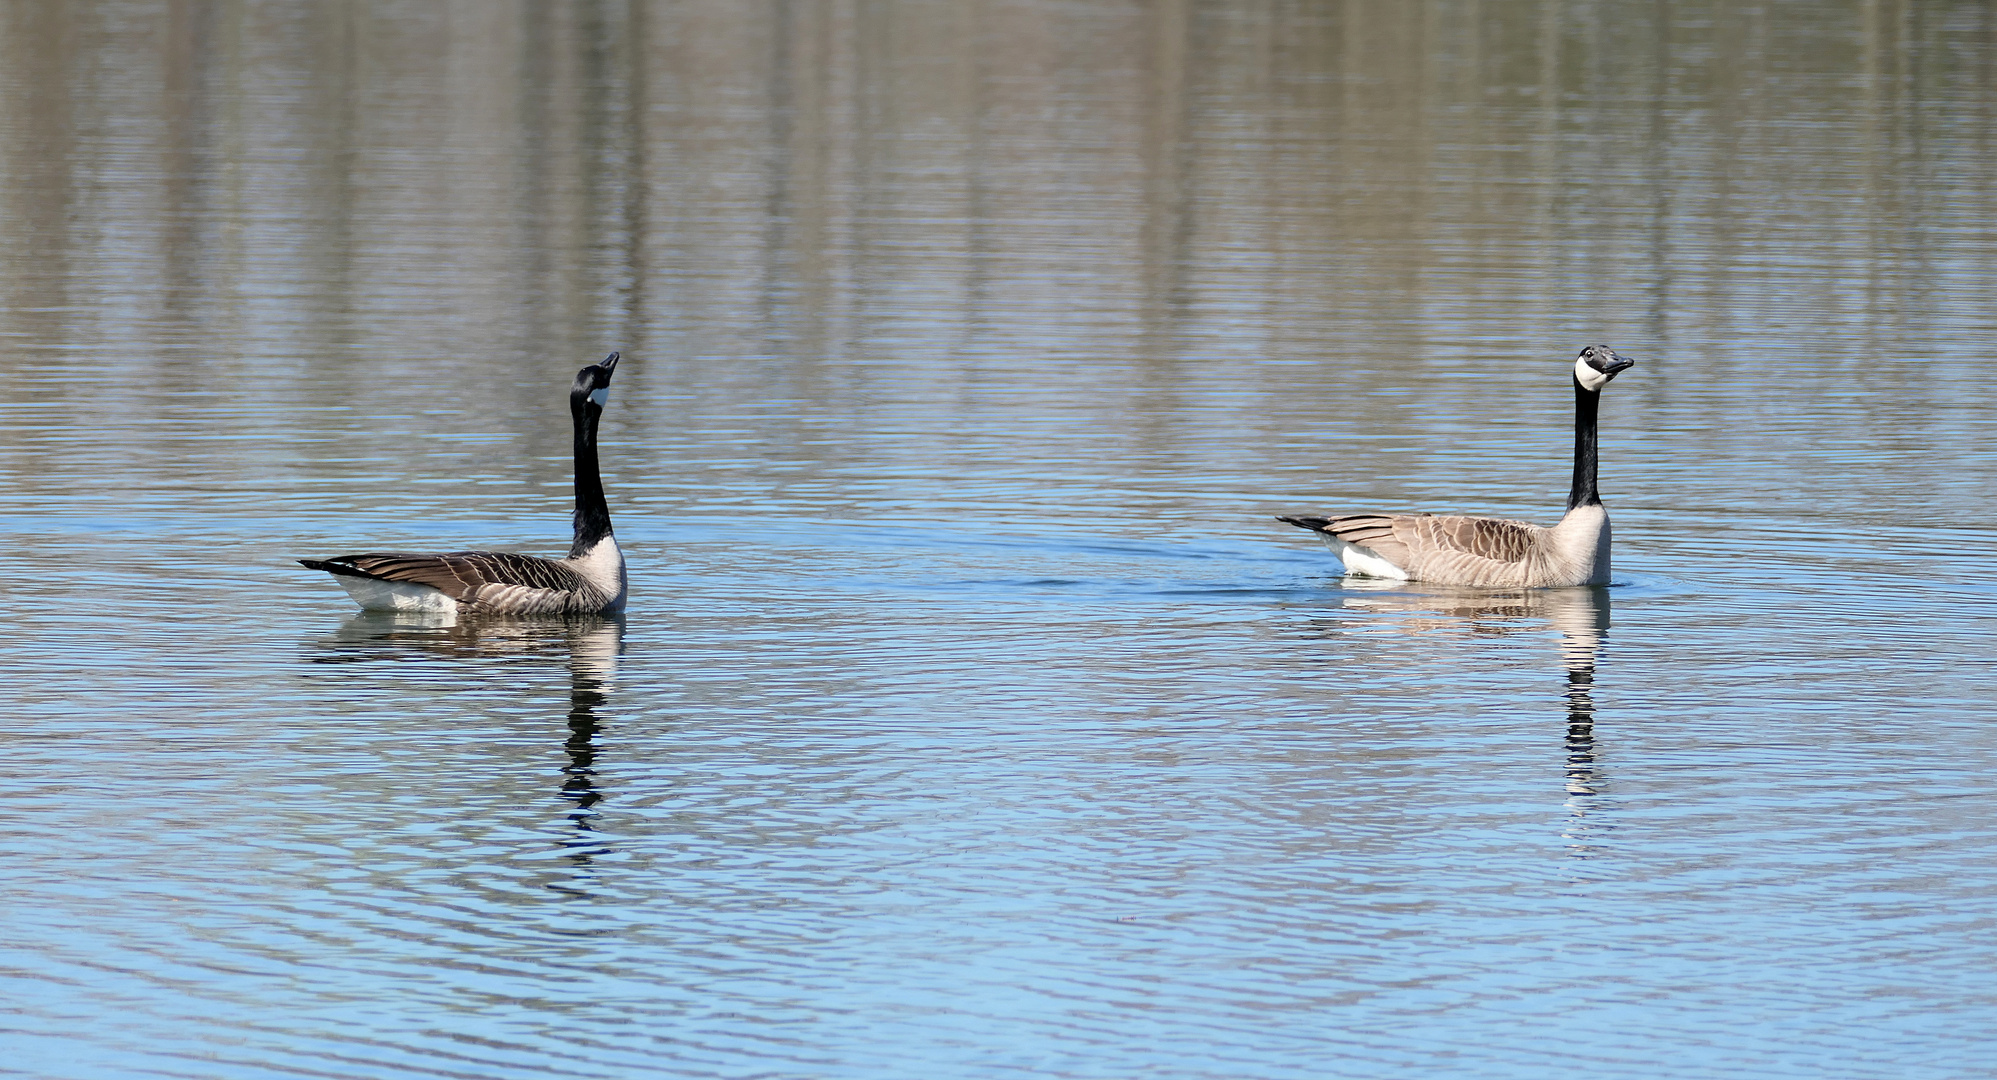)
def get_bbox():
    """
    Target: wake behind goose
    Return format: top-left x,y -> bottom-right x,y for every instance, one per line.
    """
301,352 -> 629,616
